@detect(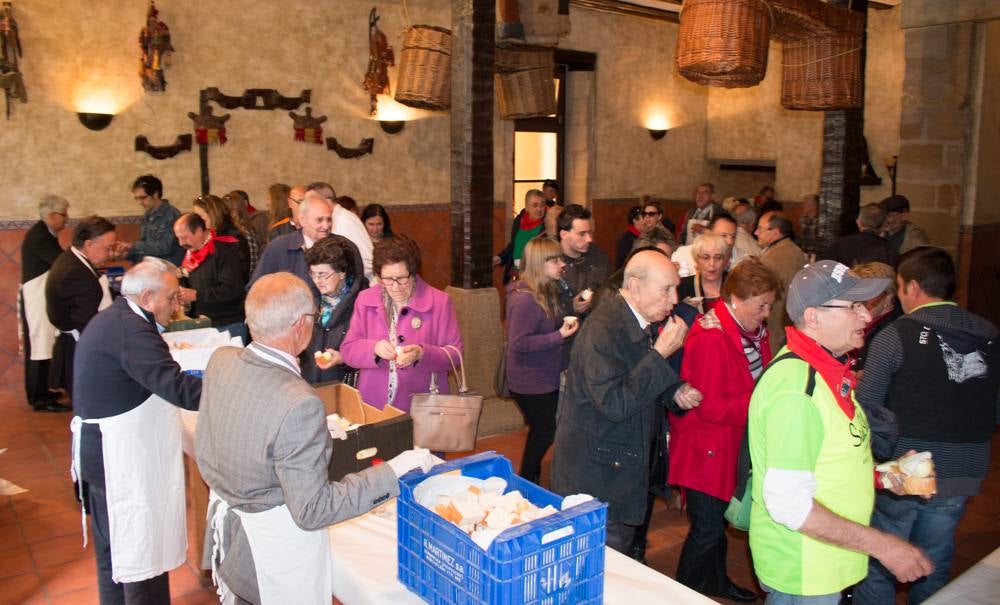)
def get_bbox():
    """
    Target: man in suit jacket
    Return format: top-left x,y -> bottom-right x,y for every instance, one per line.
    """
196,272 -> 435,604
755,211 -> 808,352
248,193 -> 333,294
550,251 -> 702,554
73,257 -> 203,605
46,216 -> 116,397
20,195 -> 69,411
